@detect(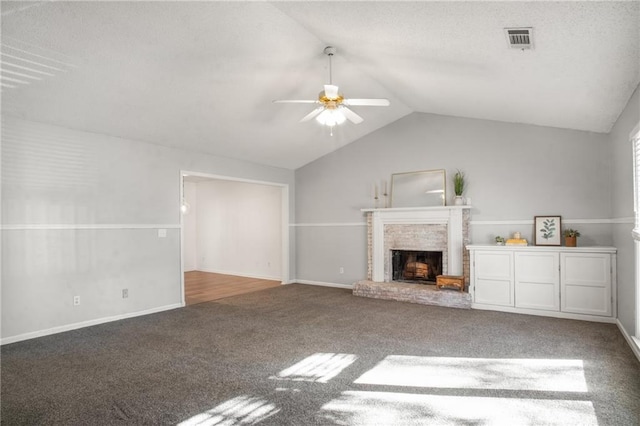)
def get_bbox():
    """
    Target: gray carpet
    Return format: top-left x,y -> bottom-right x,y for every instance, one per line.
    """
2,284 -> 639,425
